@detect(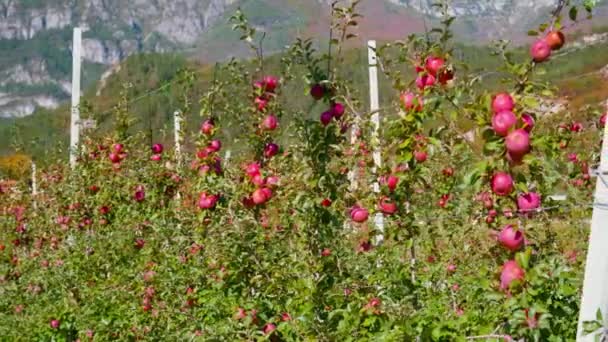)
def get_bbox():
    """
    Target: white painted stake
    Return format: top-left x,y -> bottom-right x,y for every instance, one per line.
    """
174,110 -> 183,168
578,100 -> 608,341
368,40 -> 384,242
69,28 -> 82,169
31,162 -> 37,209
